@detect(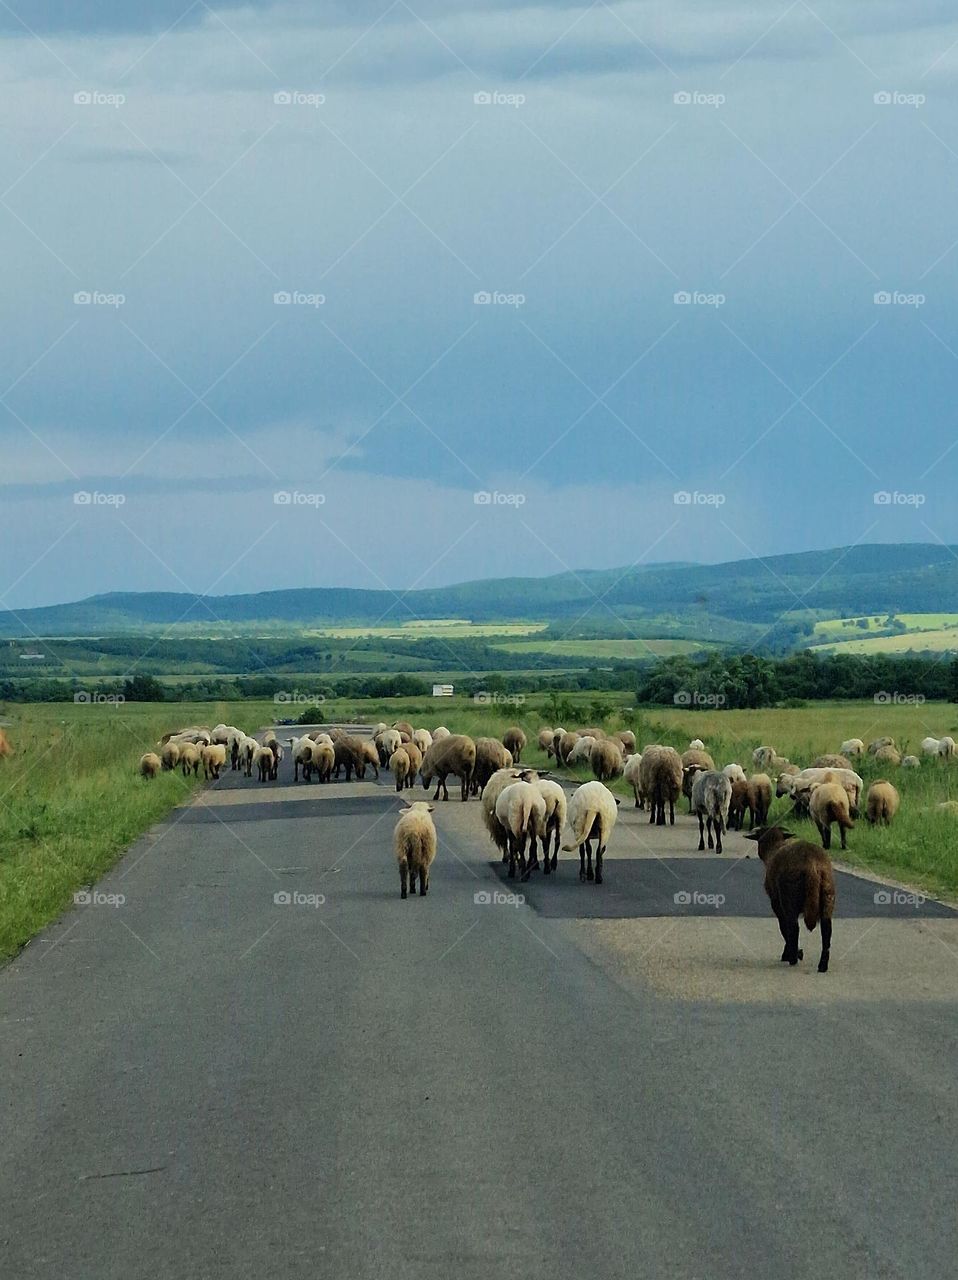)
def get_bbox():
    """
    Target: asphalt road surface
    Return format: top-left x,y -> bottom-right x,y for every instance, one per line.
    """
2,748 -> 956,1280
